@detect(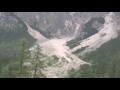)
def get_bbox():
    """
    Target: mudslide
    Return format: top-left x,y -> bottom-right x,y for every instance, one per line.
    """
40,38 -> 87,78
25,23 -> 86,78
25,22 -> 47,43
